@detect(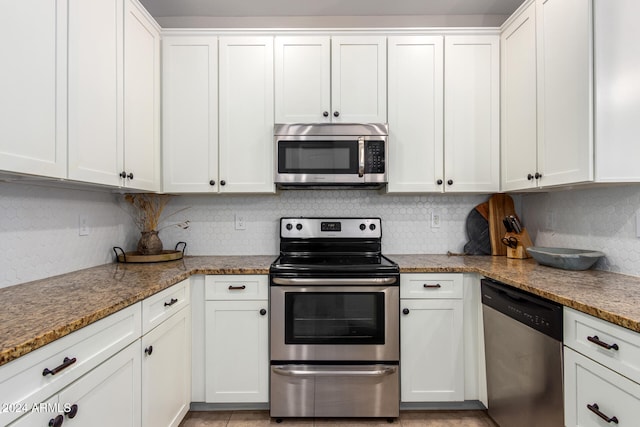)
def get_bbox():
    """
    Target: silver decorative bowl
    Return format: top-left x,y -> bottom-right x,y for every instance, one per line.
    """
527,247 -> 605,271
